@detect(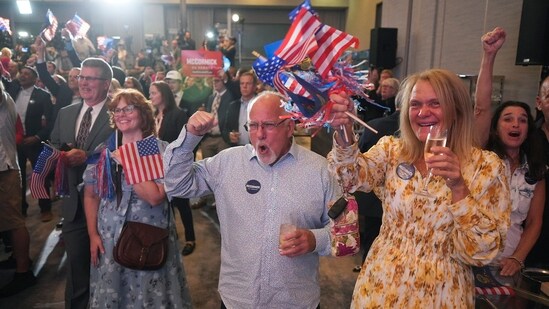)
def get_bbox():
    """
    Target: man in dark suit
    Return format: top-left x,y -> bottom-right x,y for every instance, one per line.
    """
180,31 -> 196,50
225,71 -> 257,146
191,71 -> 235,210
50,58 -> 114,309
2,66 -> 54,221
201,70 -> 236,157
